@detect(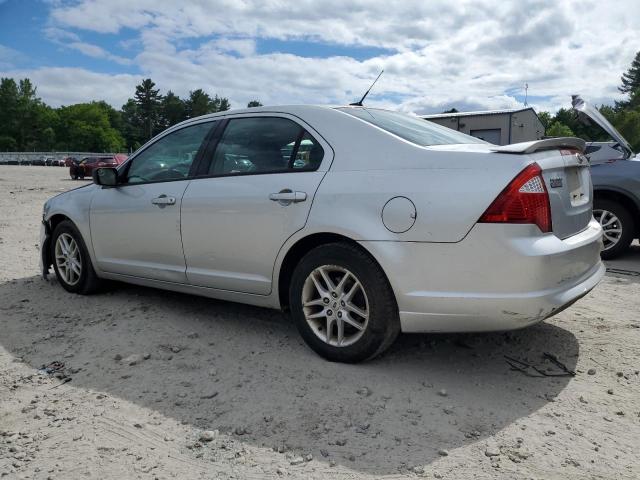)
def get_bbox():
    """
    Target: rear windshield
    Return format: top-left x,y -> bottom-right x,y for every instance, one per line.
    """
337,107 -> 485,146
